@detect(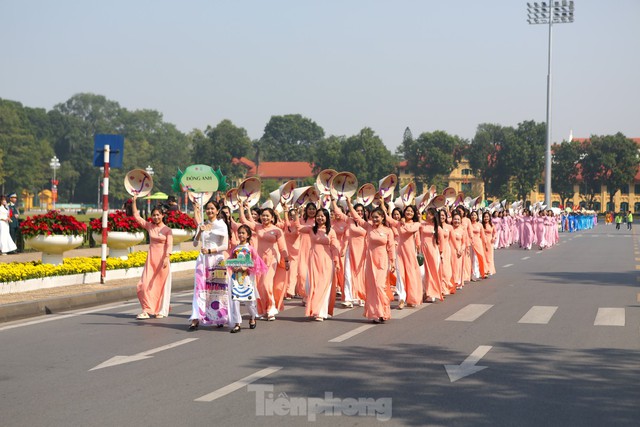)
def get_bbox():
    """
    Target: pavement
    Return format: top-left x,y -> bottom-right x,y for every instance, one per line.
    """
0,242 -> 196,323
